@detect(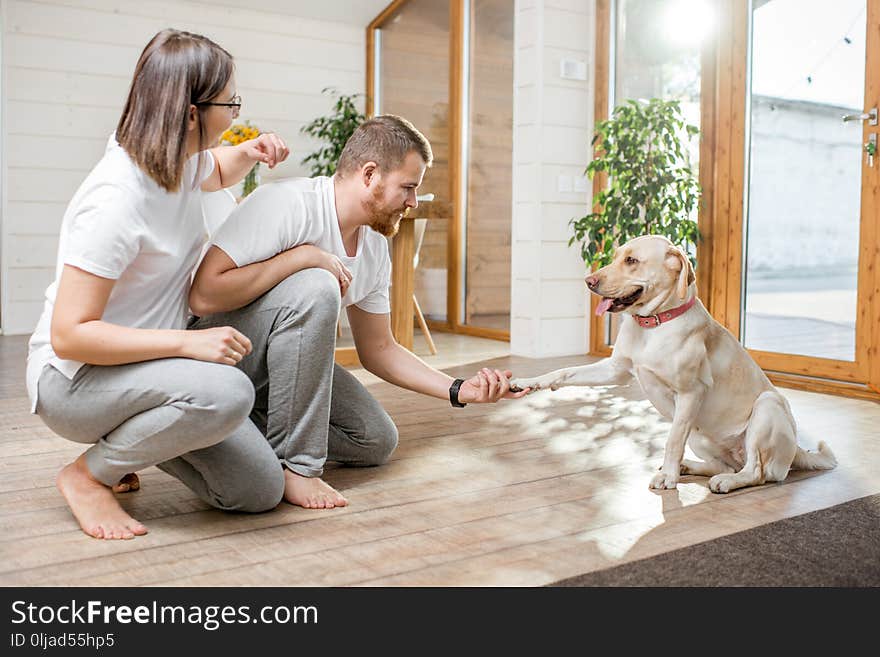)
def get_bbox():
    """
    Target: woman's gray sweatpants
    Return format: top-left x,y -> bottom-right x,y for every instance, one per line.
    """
36,358 -> 285,513
35,268 -> 397,512
189,268 -> 399,478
